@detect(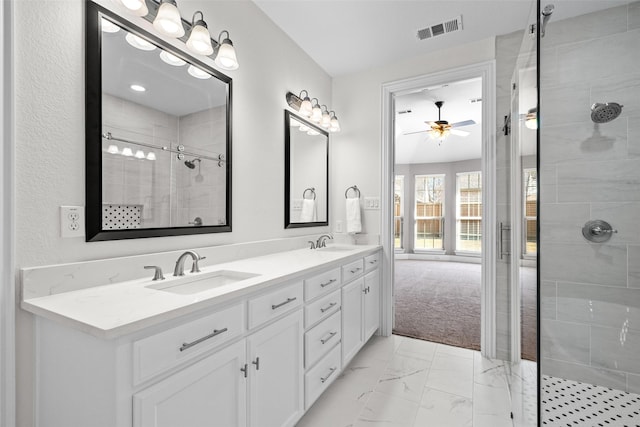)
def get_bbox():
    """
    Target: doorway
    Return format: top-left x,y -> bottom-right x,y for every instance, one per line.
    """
380,61 -> 497,357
